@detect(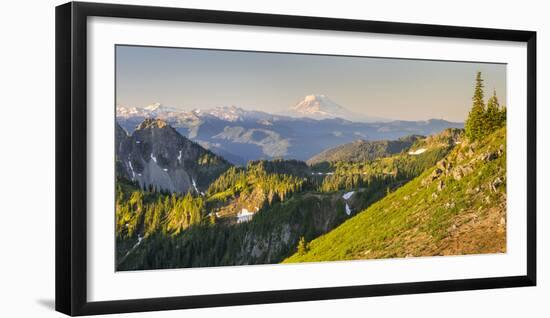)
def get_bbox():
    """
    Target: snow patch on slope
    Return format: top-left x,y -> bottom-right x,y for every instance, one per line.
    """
342,191 -> 355,200
345,203 -> 352,216
408,148 -> 427,155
